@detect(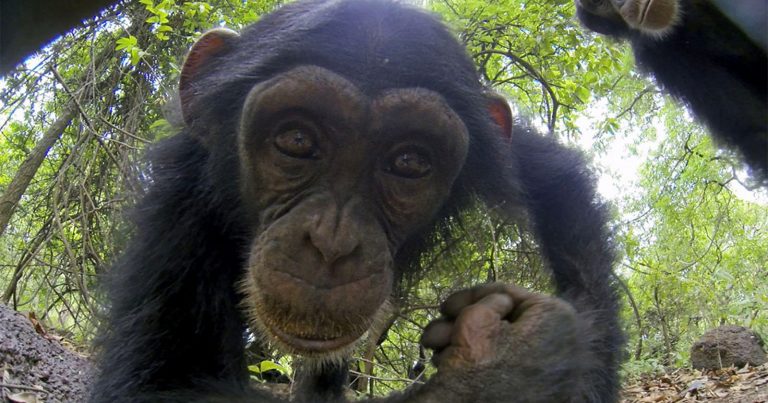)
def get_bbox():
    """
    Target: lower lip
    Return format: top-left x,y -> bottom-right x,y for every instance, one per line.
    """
271,327 -> 359,353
